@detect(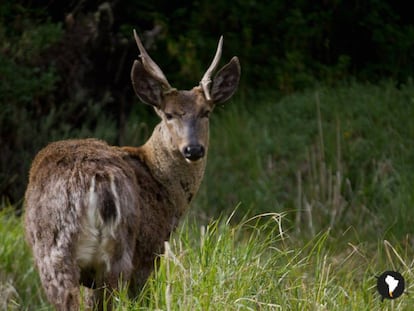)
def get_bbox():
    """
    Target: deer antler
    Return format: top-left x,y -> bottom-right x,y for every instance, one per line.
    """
200,36 -> 223,101
133,29 -> 172,90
